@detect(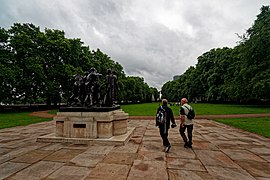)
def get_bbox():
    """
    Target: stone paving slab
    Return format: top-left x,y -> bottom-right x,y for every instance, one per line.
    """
205,166 -> 256,180
85,163 -> 130,180
69,153 -> 105,168
44,165 -> 91,180
102,152 -> 138,165
111,142 -> 140,153
167,158 -> 206,171
0,162 -> 29,180
10,150 -> 54,164
83,145 -> 114,155
221,149 -> 266,162
43,148 -> 84,162
70,153 -> 105,167
0,118 -> 270,179
235,160 -> 270,178
168,169 -> 213,180
195,150 -> 240,169
6,161 -> 65,180
137,151 -> 165,161
128,160 -> 168,180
